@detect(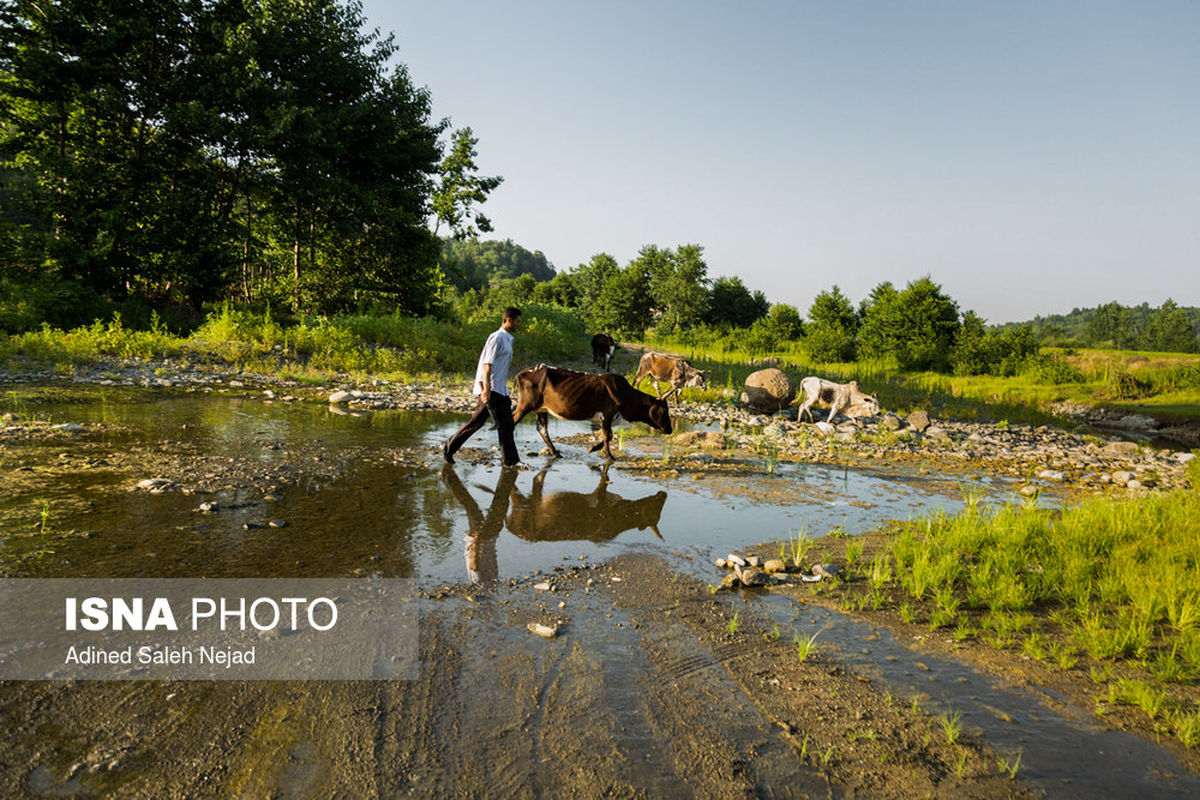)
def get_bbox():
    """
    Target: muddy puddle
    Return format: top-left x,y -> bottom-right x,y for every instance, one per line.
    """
0,394 -> 1006,582
2,393 -> 1196,797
